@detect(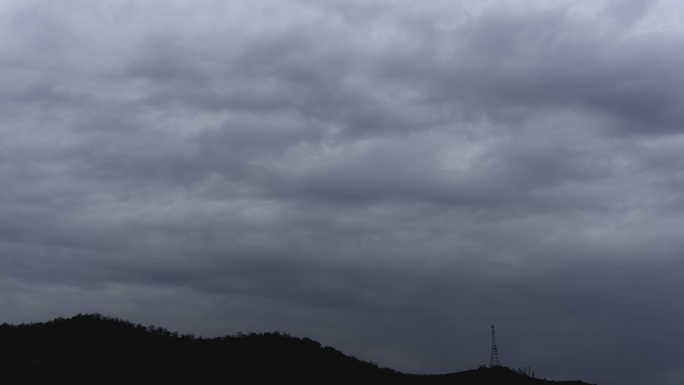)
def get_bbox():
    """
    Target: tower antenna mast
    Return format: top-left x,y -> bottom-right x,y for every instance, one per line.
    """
490,325 -> 501,367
